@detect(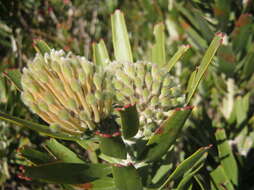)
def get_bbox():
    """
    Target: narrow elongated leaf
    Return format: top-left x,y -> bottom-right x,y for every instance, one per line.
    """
0,111 -> 83,141
33,39 -> 51,55
175,3 -> 203,35
186,69 -> 198,99
44,139 -> 84,163
175,3 -> 213,41
118,104 -> 139,139
235,94 -> 249,125
144,107 -> 193,161
93,39 -> 110,66
166,45 -> 190,72
151,23 -> 166,66
159,145 -> 211,190
99,136 -> 127,159
3,69 -> 22,91
0,76 -> 7,103
152,163 -> 173,184
210,166 -> 234,190
194,176 -> 207,190
20,147 -> 53,165
215,128 -> 238,185
192,11 -> 214,41
187,33 -> 223,103
179,18 -> 207,50
112,165 -> 143,190
177,163 -> 204,190
243,44 -> 254,78
99,153 -> 123,164
111,10 -> 133,62
25,163 -> 112,184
